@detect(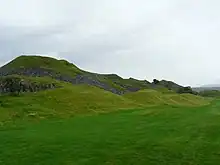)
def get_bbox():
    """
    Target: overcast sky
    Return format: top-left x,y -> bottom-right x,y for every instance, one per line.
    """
0,0 -> 220,87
